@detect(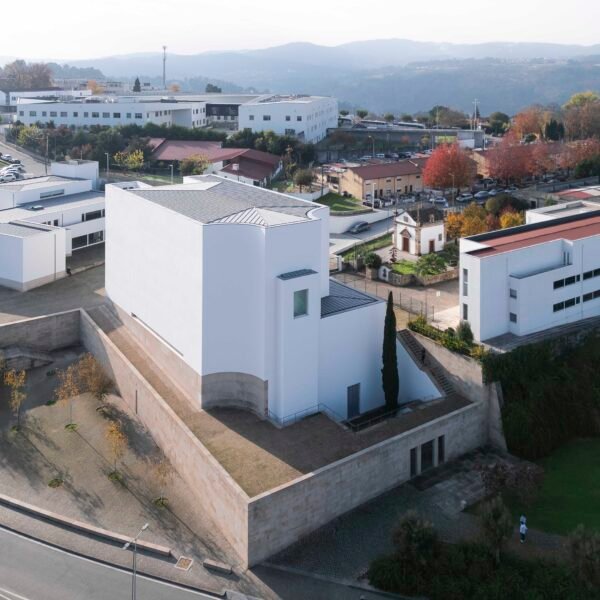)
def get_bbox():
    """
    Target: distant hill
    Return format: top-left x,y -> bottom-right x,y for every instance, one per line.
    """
47,39 -> 600,113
